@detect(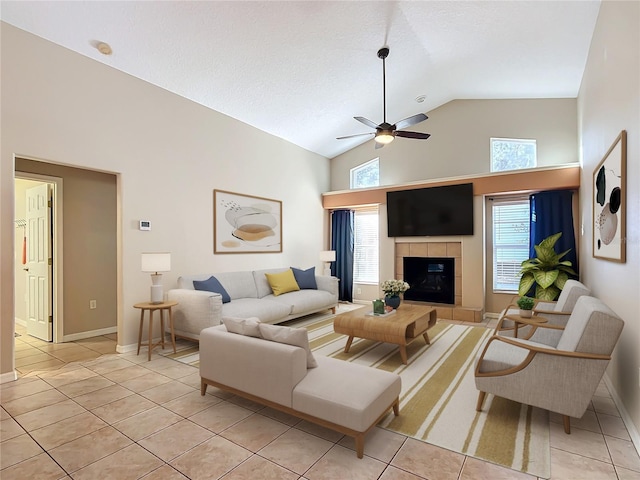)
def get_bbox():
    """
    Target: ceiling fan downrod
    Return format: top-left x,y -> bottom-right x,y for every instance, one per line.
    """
378,47 -> 389,124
